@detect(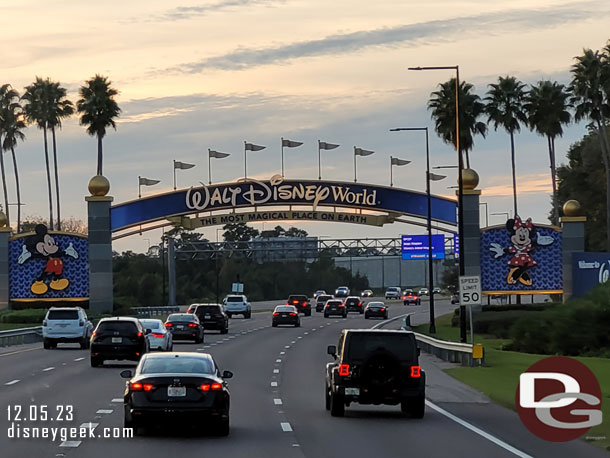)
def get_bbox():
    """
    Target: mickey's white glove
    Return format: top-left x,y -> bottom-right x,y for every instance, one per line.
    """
18,245 -> 31,264
490,243 -> 504,258
65,242 -> 78,259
